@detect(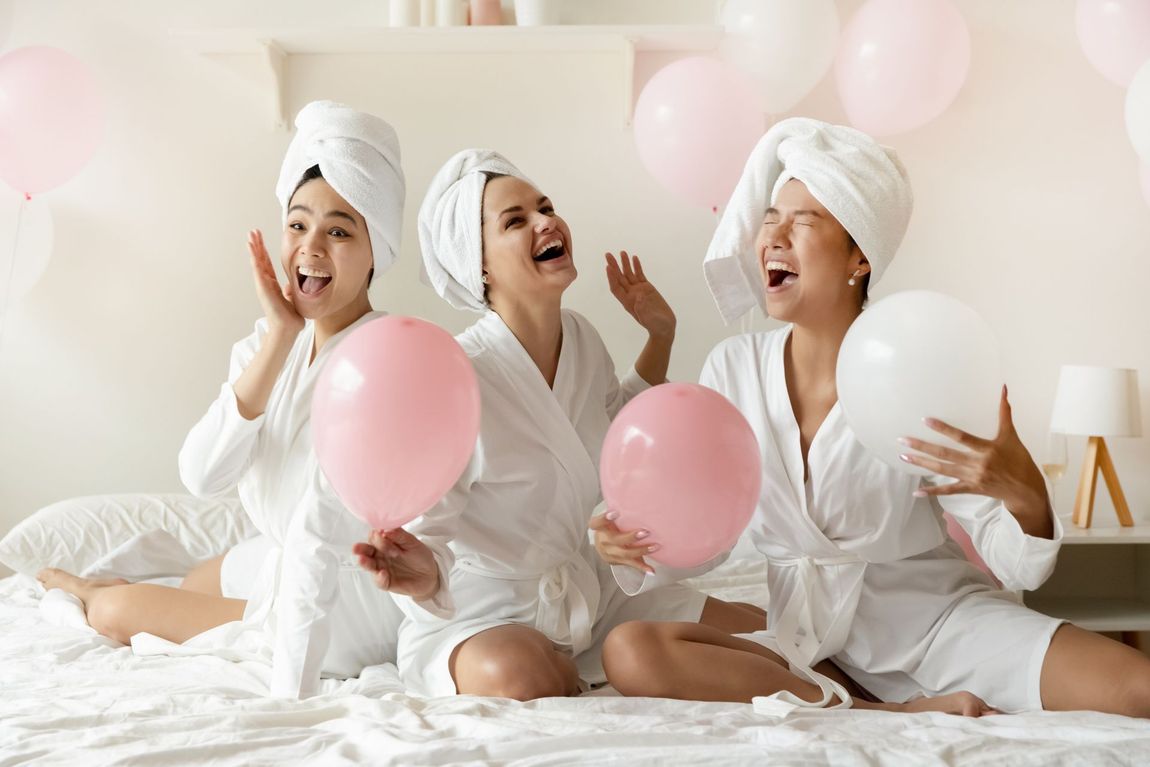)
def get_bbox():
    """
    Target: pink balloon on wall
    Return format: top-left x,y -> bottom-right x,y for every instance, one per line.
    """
633,56 -> 765,212
835,0 -> 971,137
600,383 -> 762,569
1076,0 -> 1150,87
0,46 -> 104,196
312,316 -> 481,531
